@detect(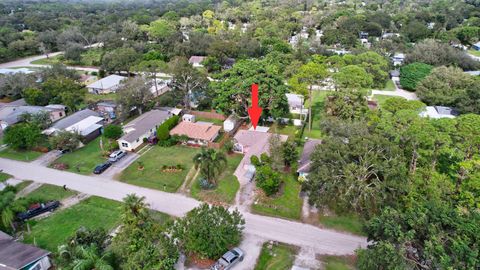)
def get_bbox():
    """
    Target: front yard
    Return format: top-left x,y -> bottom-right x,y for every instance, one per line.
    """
373,94 -> 404,107
23,196 -> 122,251
190,154 -> 242,204
120,145 -> 199,192
252,175 -> 303,220
0,147 -> 43,161
51,137 -> 107,175
319,213 -> 365,236
20,184 -> 77,202
254,242 -> 298,270
0,172 -> 12,182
